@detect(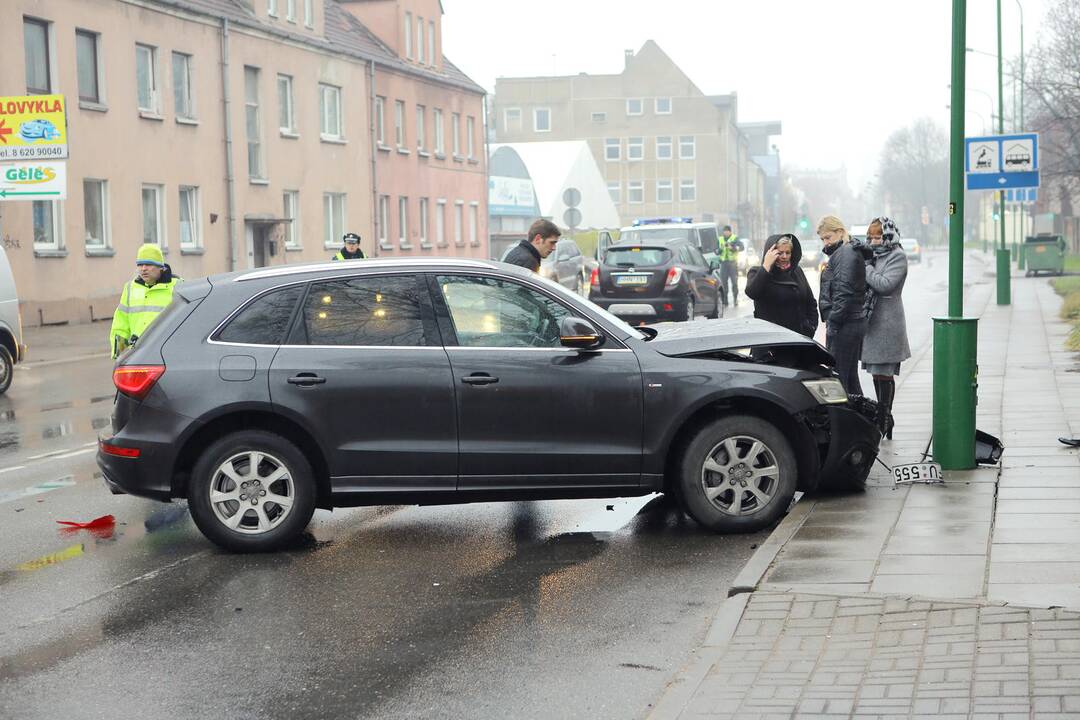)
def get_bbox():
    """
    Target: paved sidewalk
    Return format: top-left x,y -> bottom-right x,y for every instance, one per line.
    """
652,269 -> 1080,719
18,319 -> 111,366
